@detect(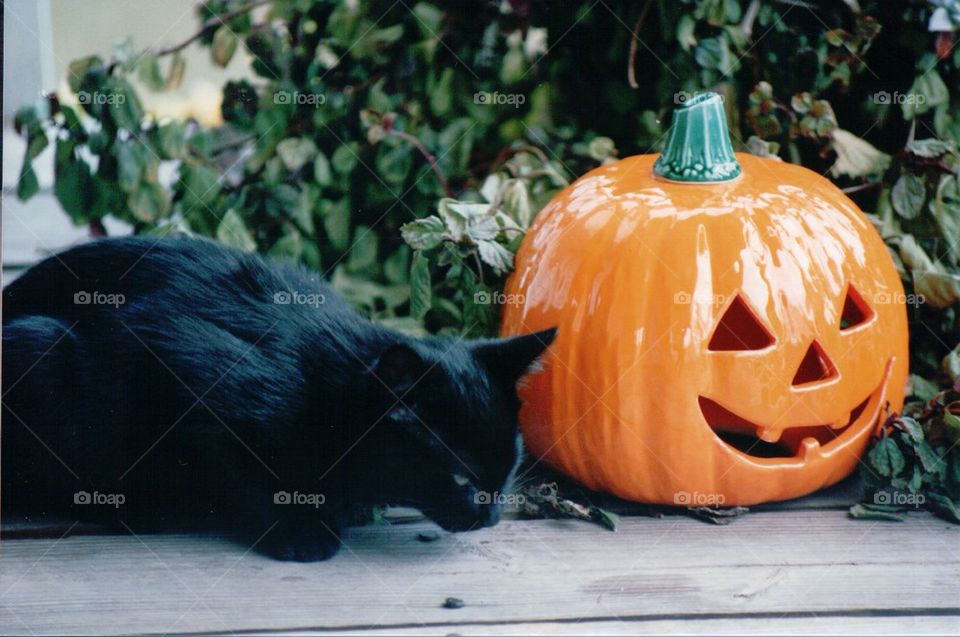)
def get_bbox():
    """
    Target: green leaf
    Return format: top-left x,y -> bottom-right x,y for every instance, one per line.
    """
695,36 -> 736,75
908,465 -> 924,493
277,137 -> 318,173
892,174 -> 926,220
587,136 -> 616,161
376,143 -> 412,186
848,503 -> 907,521
288,186 -> 316,234
53,138 -> 94,222
128,180 -> 171,223
903,69 -> 949,120
116,140 -> 145,191
17,160 -> 39,200
900,416 -> 926,444
217,209 -> 257,252
907,138 -> 953,158
677,14 -> 697,51
347,225 -> 378,272
927,493 -> 960,524
932,175 -> 960,265
869,437 -> 905,477
212,26 -> 239,67
590,507 -> 620,531
401,216 -> 446,250
502,179 -> 533,228
412,2 -> 443,37
383,245 -> 410,284
323,197 -> 351,251
154,120 -> 187,159
409,251 -> 432,319
331,143 -> 359,174
166,52 -> 186,90
137,54 -> 166,91
917,440 -> 944,473
313,152 -> 333,186
268,231 -> 303,261
429,67 -> 454,116
108,79 -> 145,130
67,55 -> 104,94
912,270 -> 960,309
943,412 -> 960,444
477,239 -> 514,274
830,129 -> 890,178
177,163 -> 221,210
